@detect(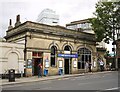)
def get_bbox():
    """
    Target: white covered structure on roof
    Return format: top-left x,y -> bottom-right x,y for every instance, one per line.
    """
36,8 -> 59,25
